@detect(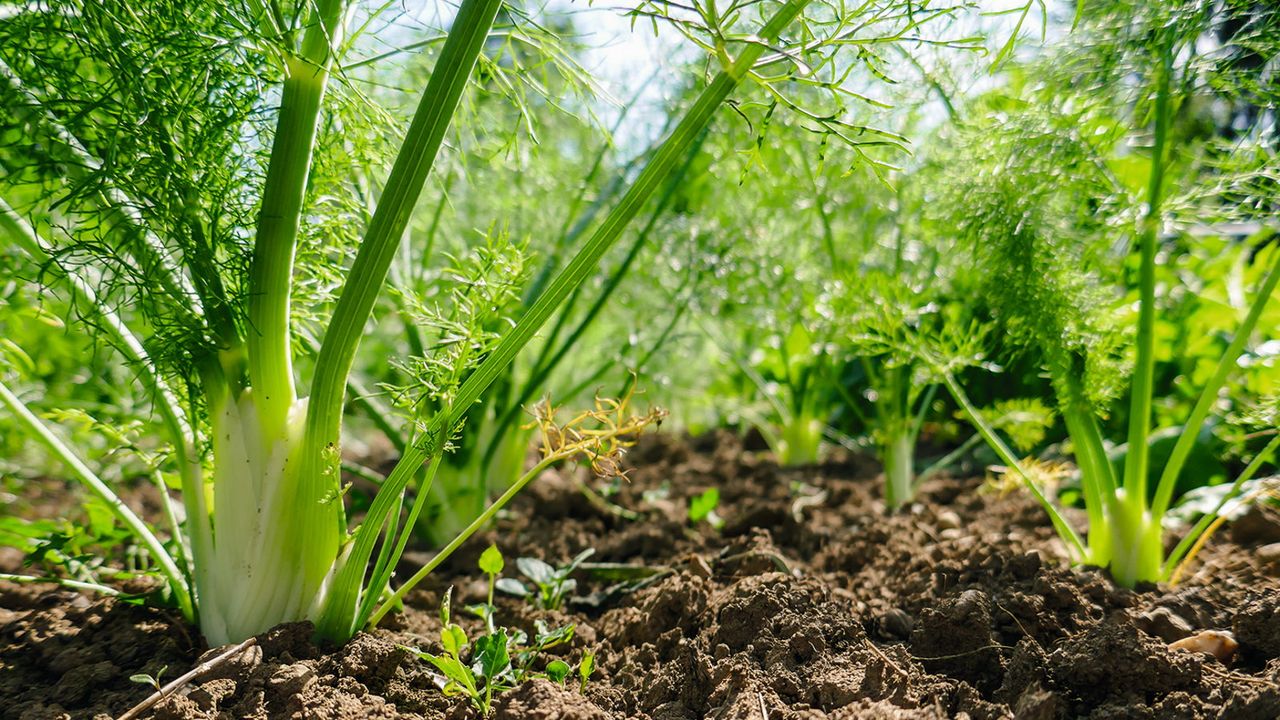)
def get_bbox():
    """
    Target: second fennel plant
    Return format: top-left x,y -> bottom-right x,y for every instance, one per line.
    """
936,4 -> 1280,586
